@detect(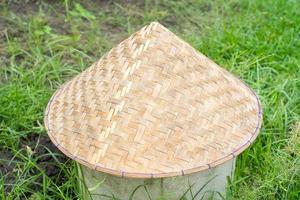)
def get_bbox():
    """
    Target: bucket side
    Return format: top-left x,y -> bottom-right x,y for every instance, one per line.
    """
80,158 -> 235,200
